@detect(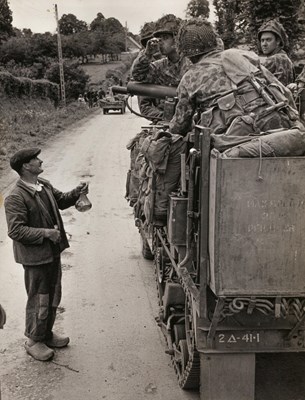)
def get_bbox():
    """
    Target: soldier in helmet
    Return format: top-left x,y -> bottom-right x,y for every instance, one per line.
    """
132,14 -> 191,86
125,21 -> 164,207
169,18 -> 302,143
257,19 -> 294,86
135,20 -> 165,121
